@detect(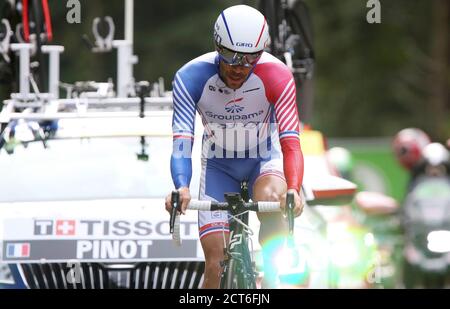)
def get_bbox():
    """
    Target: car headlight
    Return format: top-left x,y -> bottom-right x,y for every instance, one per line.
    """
427,230 -> 450,253
0,263 -> 15,285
